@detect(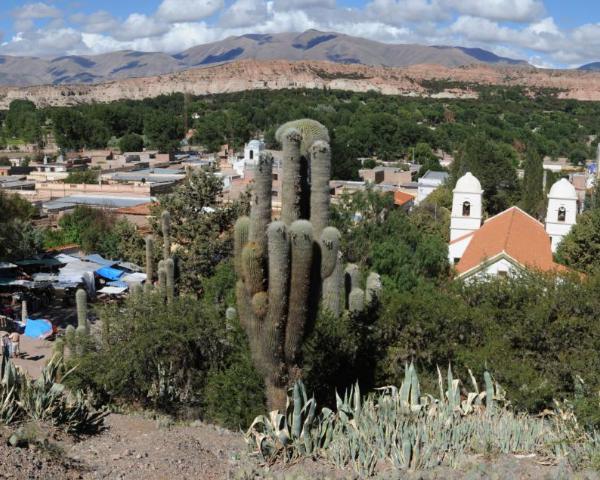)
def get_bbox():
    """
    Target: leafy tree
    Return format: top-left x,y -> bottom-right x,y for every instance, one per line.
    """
556,208 -> 600,273
453,133 -> 518,215
5,100 -> 41,144
118,133 -> 144,153
415,142 -> 443,177
520,147 -> 545,218
0,190 -> 41,260
144,111 -> 183,153
151,169 -> 249,295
